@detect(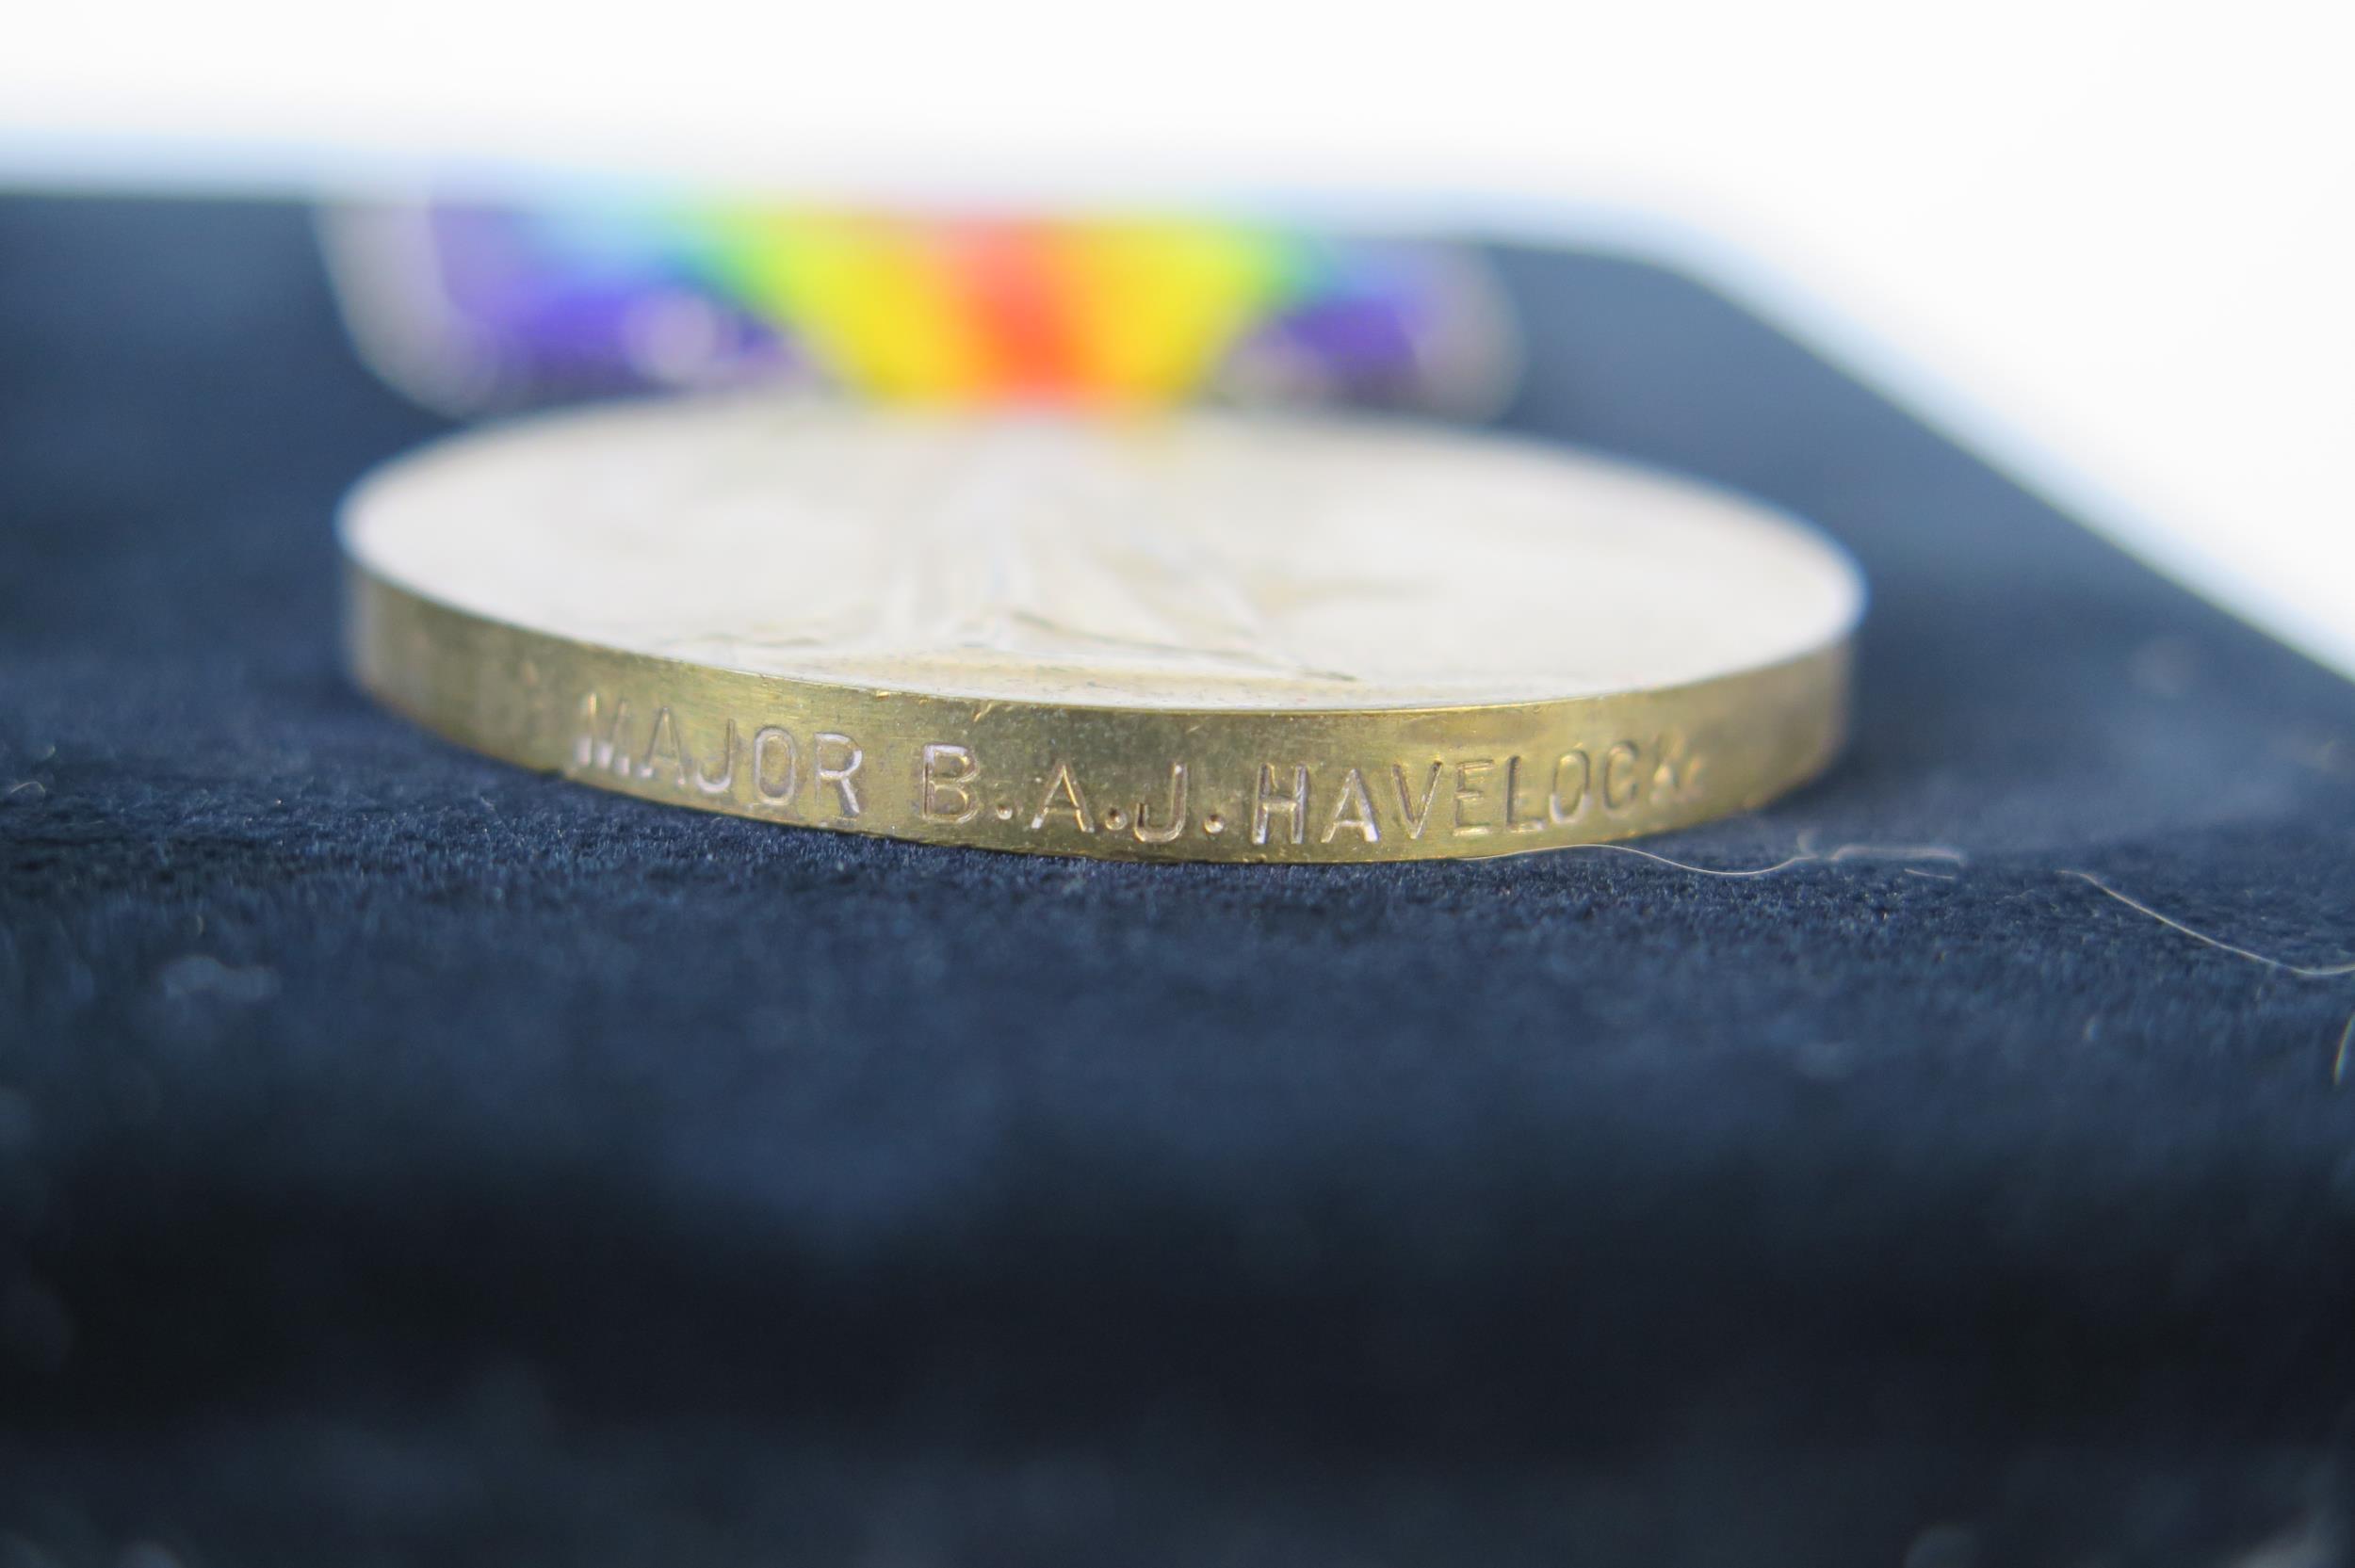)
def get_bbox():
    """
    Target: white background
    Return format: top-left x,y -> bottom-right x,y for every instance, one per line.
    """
4,0 -> 2349,676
